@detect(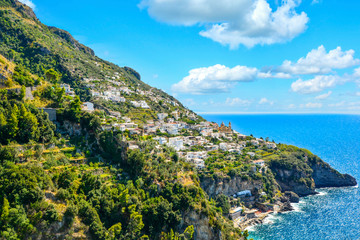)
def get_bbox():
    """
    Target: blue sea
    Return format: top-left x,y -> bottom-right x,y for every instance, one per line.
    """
201,114 -> 360,240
